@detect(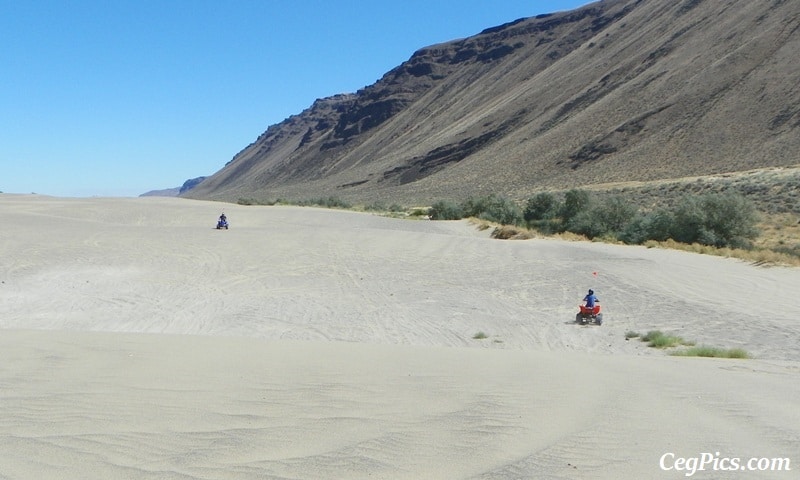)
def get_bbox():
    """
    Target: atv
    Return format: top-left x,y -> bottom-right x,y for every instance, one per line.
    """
576,303 -> 603,326
216,219 -> 229,230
